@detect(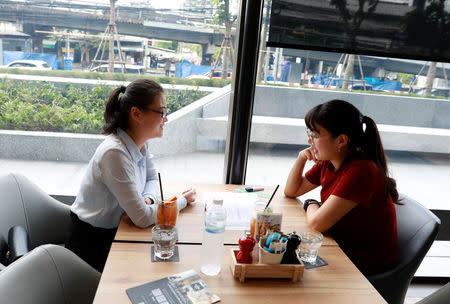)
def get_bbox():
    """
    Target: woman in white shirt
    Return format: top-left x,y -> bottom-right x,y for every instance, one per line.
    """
66,79 -> 196,272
